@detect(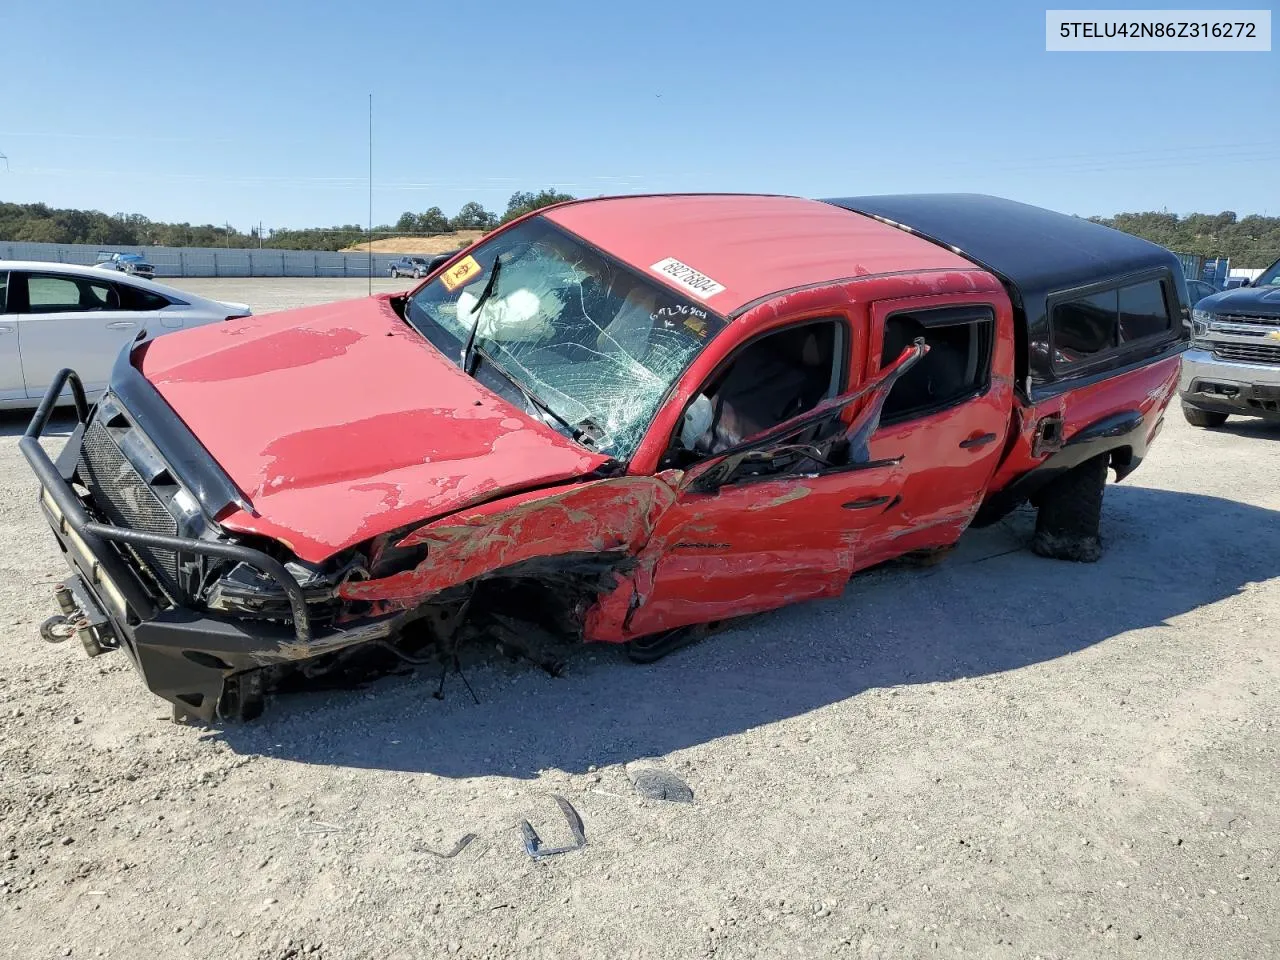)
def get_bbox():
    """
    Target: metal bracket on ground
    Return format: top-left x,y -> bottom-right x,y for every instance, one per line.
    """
520,795 -> 587,860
